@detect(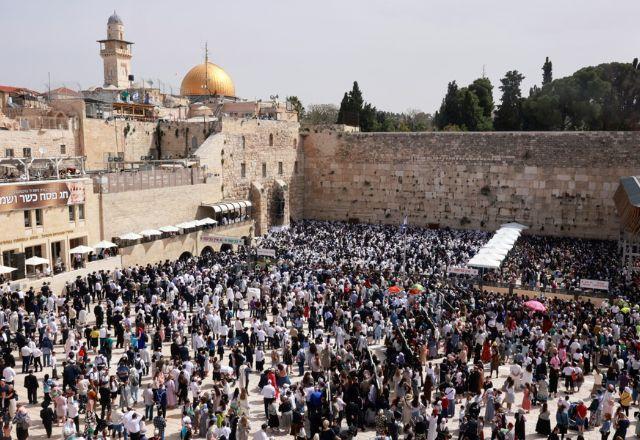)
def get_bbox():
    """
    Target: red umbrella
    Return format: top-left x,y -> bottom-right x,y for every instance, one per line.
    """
524,300 -> 546,312
387,285 -> 402,294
